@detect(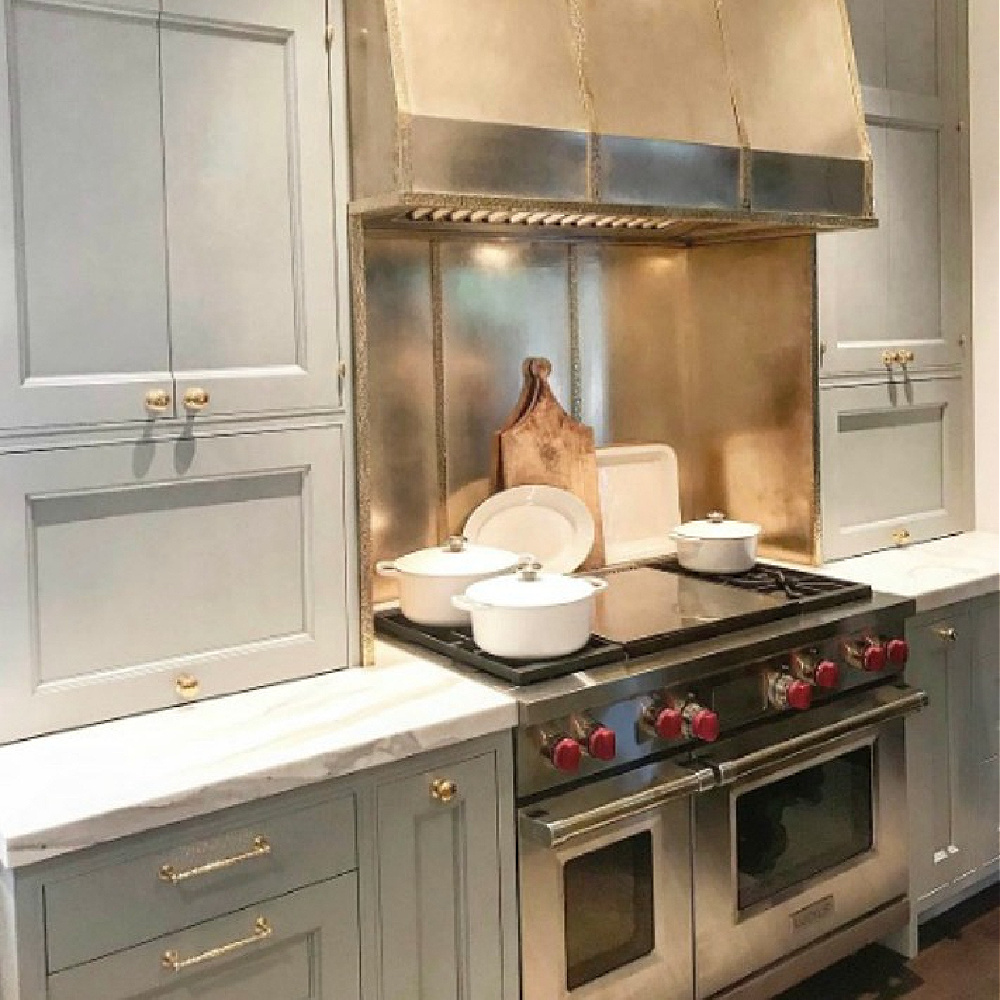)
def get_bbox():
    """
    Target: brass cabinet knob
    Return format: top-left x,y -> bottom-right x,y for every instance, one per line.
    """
175,674 -> 201,699
430,778 -> 458,803
935,626 -> 958,642
891,528 -> 911,546
183,387 -> 210,412
145,389 -> 172,414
